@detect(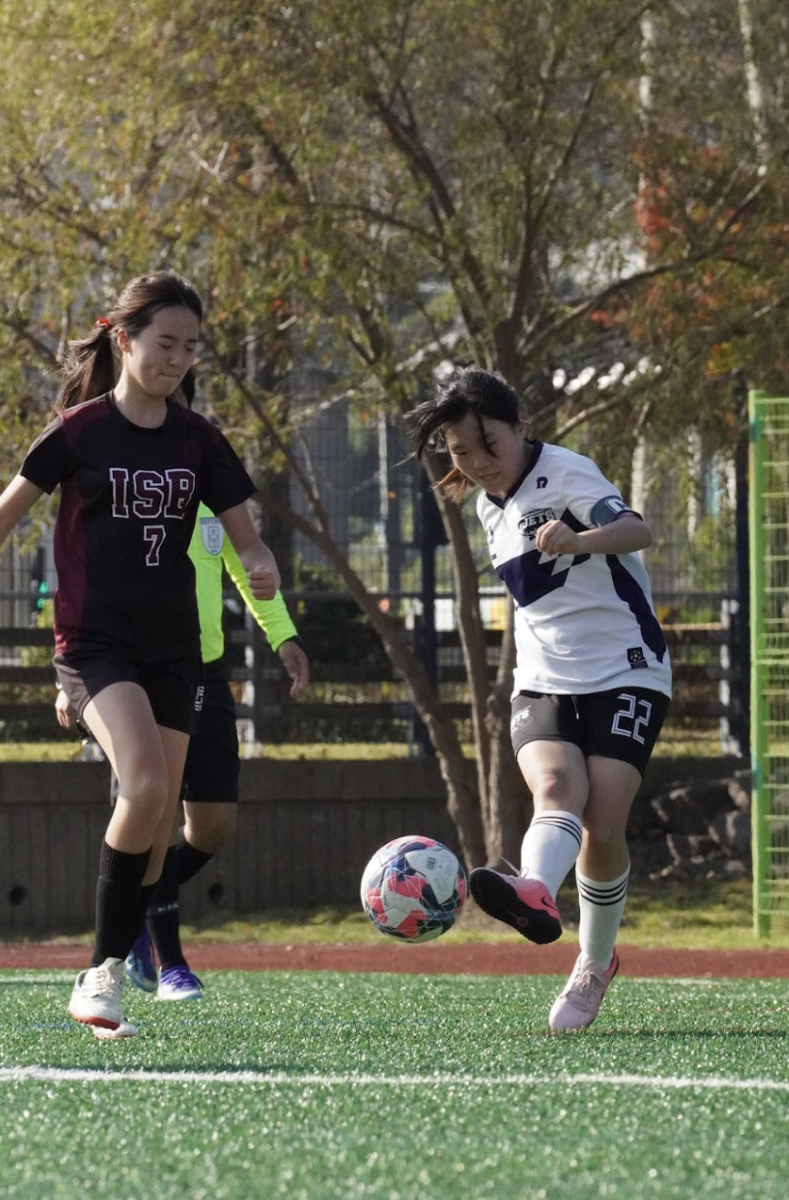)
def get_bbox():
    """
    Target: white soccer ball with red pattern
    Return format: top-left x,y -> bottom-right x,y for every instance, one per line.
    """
360,835 -> 467,942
